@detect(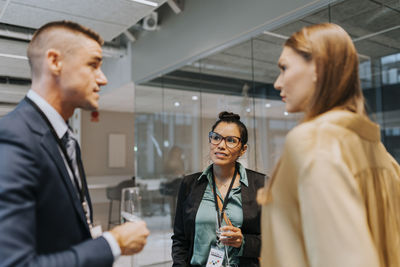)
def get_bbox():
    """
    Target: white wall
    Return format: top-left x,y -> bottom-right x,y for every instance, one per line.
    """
80,109 -> 135,177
